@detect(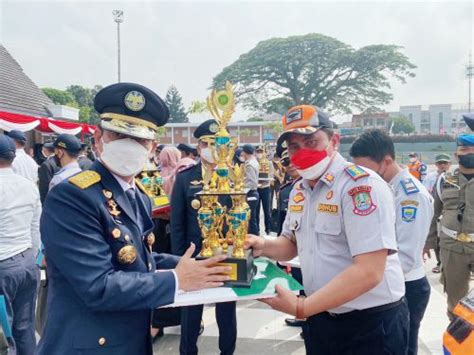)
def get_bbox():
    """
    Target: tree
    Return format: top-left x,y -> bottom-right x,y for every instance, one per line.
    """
212,33 -> 416,114
42,88 -> 75,106
188,100 -> 208,114
391,116 -> 415,134
165,85 -> 189,123
66,84 -> 103,123
247,116 -> 263,122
